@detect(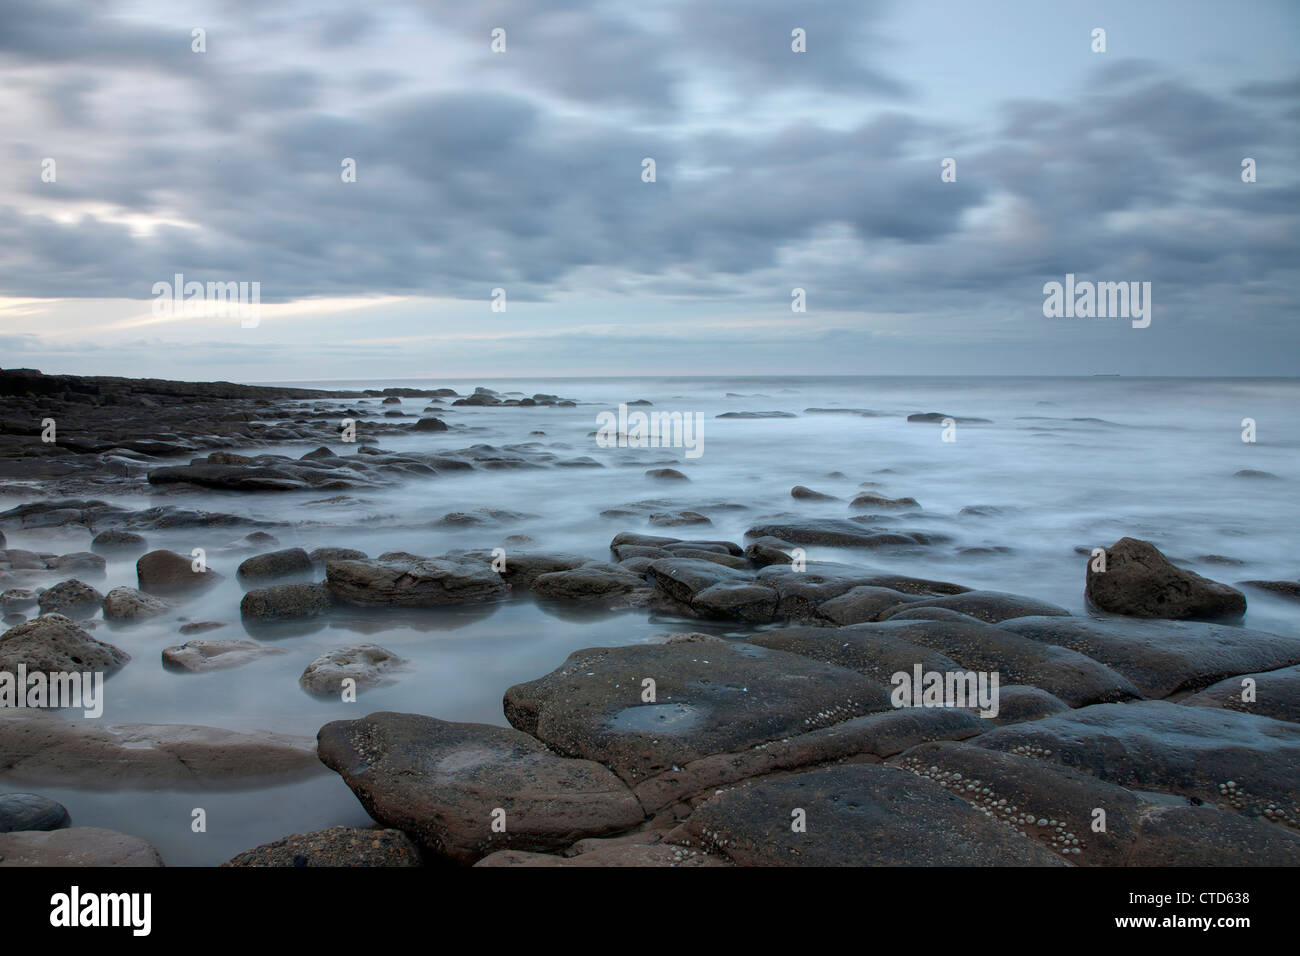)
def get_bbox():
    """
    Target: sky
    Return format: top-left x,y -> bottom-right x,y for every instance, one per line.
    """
0,0 -> 1297,381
